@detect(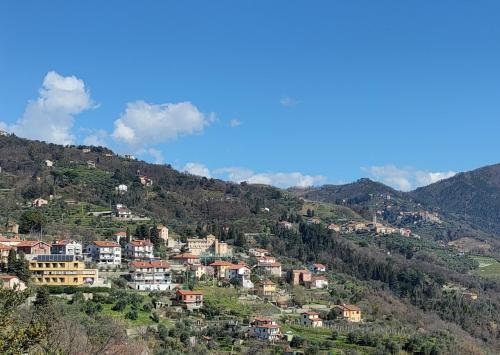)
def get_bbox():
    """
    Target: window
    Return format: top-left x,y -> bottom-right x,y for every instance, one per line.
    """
73,278 -> 78,283
74,263 -> 78,268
